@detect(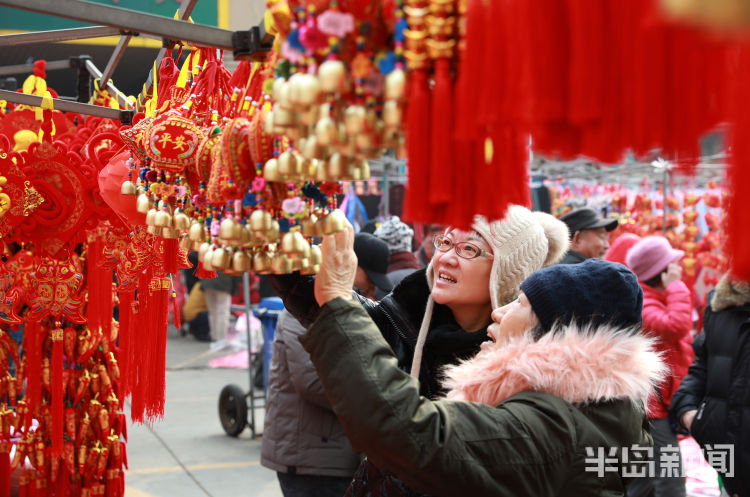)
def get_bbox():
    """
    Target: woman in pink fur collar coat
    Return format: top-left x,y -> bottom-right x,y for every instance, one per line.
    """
299,224 -> 667,497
